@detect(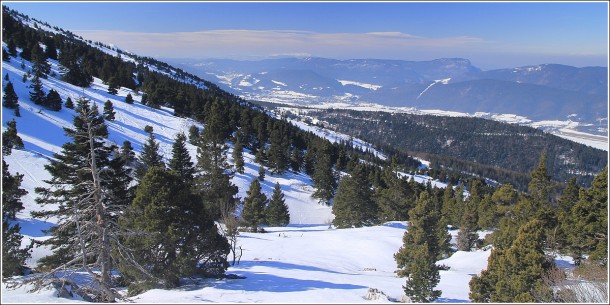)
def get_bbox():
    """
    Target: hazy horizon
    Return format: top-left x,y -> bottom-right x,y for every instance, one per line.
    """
3,1 -> 608,70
